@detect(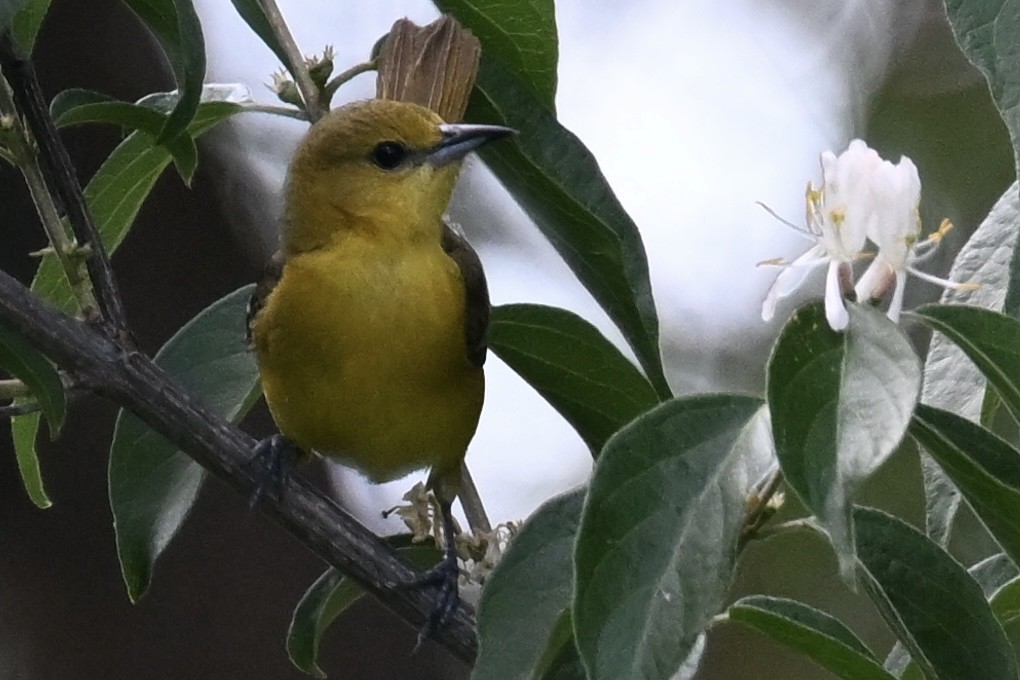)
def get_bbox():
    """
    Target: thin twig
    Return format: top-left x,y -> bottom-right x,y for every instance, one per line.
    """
0,33 -> 129,335
0,266 -> 478,662
256,0 -> 323,122
747,517 -> 819,543
0,71 -> 99,319
240,103 -> 309,122
458,463 -> 492,535
738,467 -> 784,550
323,60 -> 377,104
